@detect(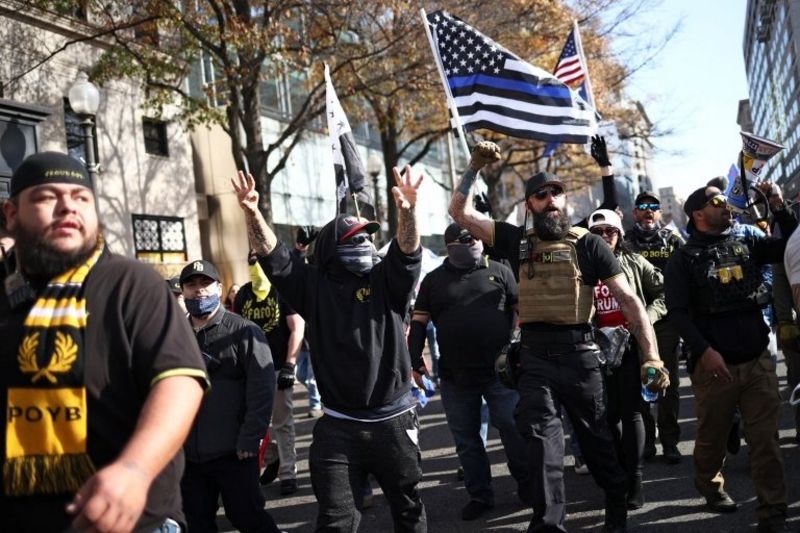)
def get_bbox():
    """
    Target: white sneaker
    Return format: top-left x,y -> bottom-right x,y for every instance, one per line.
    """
574,457 -> 590,475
